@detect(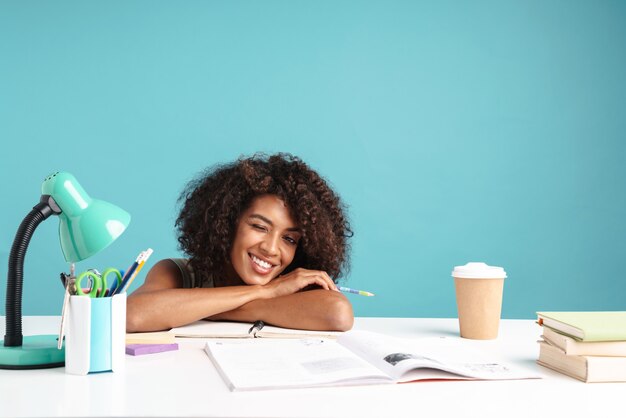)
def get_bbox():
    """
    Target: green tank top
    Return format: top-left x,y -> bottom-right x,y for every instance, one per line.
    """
169,258 -> 215,289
